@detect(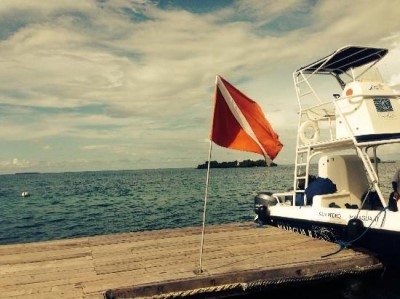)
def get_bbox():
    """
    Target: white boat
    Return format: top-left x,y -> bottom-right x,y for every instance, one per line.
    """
254,46 -> 400,264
